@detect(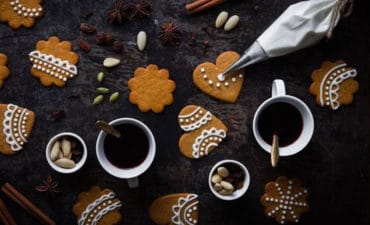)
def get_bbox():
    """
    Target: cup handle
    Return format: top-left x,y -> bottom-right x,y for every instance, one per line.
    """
127,177 -> 139,188
272,79 -> 286,97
